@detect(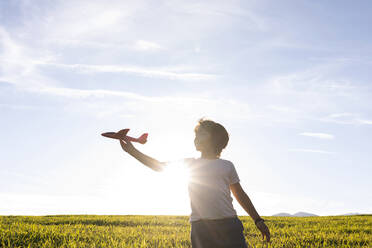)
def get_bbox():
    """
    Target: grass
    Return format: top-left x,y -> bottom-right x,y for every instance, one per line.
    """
1,215 -> 371,247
